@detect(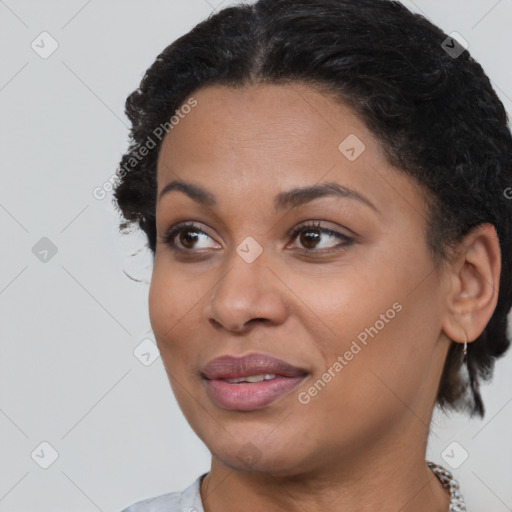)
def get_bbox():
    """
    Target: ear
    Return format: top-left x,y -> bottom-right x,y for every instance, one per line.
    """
441,223 -> 501,346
